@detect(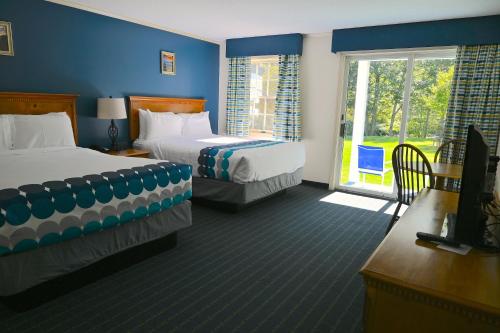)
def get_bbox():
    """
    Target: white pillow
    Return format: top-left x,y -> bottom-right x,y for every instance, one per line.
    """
143,111 -> 183,140
176,112 -> 206,118
0,115 -> 13,150
181,111 -> 213,137
138,109 -> 149,140
12,113 -> 76,149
